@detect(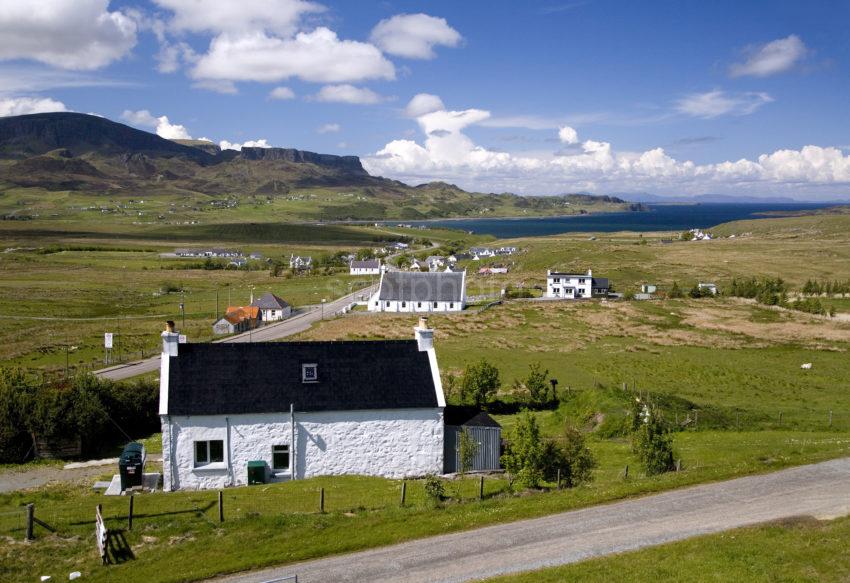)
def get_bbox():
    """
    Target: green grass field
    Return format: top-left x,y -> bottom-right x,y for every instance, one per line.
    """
486,514 -> 850,582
